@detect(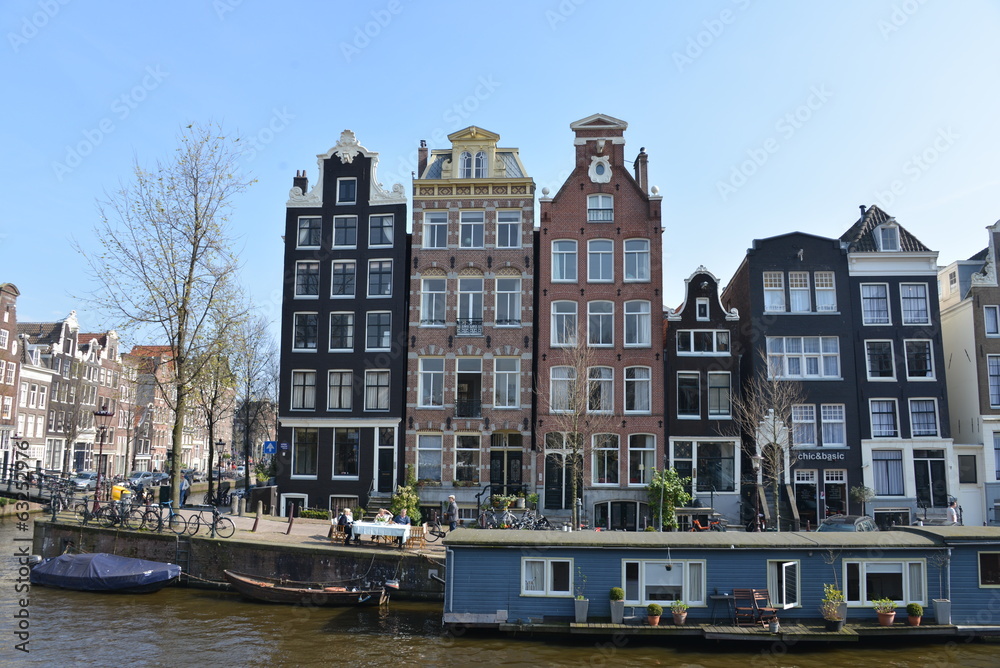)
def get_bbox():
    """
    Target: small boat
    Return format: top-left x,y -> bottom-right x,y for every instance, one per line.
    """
30,553 -> 181,594
223,570 -> 388,606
